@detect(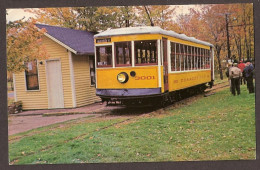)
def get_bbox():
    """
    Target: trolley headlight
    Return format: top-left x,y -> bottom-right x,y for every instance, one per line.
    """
117,72 -> 129,83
